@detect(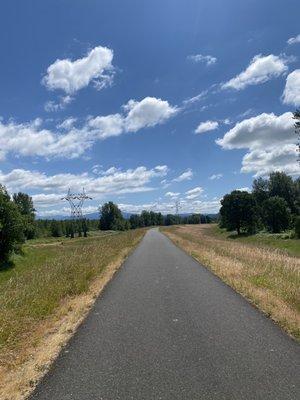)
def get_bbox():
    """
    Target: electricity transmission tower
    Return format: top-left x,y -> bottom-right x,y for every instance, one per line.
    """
61,188 -> 92,219
174,199 -> 181,215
